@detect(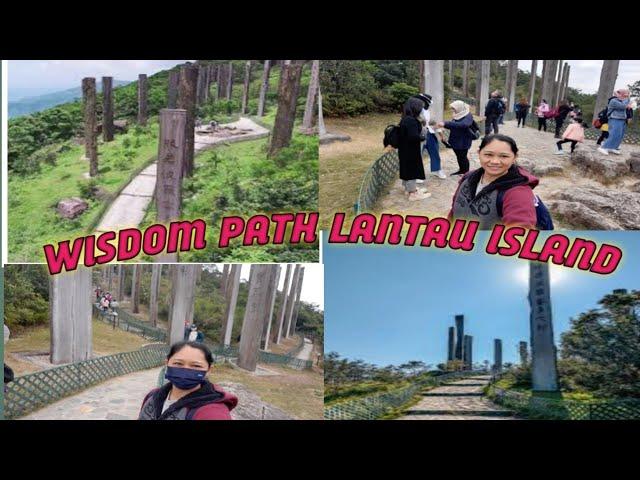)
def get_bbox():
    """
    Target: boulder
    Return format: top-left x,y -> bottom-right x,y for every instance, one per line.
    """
628,152 -> 640,174
631,181 -> 640,193
549,187 -> 640,229
569,149 -> 630,182
57,197 -> 88,219
517,158 -> 563,176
